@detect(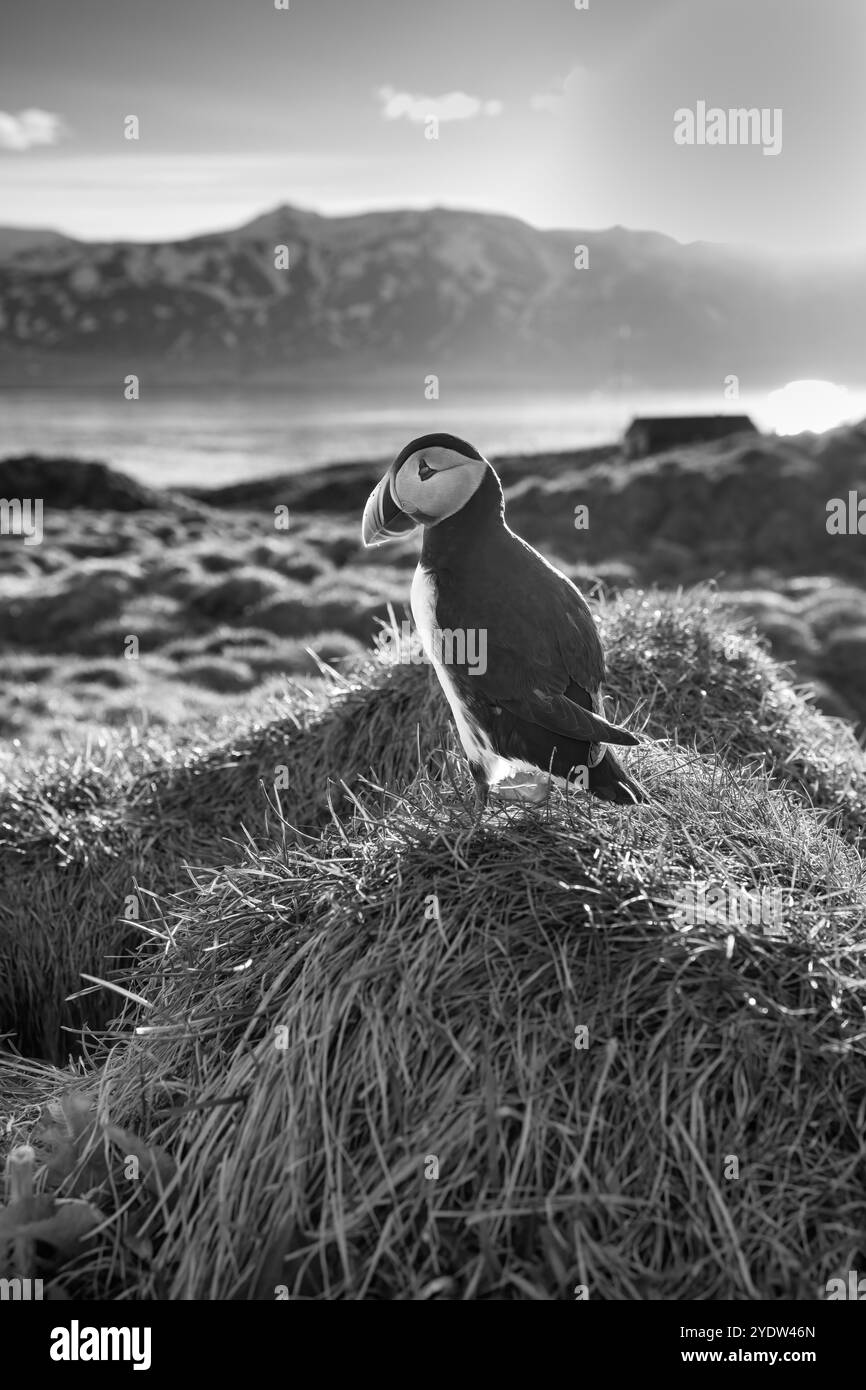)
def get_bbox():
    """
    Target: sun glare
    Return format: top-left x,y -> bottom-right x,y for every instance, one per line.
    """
765,379 -> 852,436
